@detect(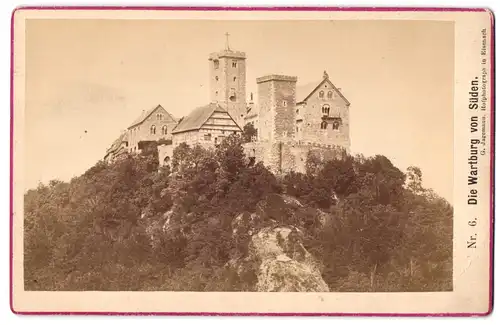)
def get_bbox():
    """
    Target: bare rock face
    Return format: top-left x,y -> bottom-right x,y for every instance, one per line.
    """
251,226 -> 329,292
230,194 -> 330,292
